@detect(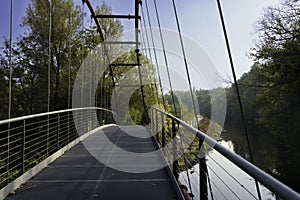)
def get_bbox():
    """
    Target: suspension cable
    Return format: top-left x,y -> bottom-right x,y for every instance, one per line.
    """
8,0 -> 13,119
47,0 -> 52,156
208,154 -> 258,199
134,1 -> 147,113
177,129 -> 194,197
139,21 -> 149,58
170,1 -> 205,197
140,14 -> 152,63
170,0 -> 199,128
83,0 -> 115,88
68,7 -> 72,110
7,0 -> 13,185
207,165 -> 241,199
215,1 -> 262,199
48,0 -> 52,113
150,0 -> 178,113
80,1 -> 85,133
140,8 -> 159,104
139,16 -> 160,105
67,2 -> 72,141
141,2 -> 166,110
209,177 -> 228,200
89,17 -> 93,108
207,169 -> 215,200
